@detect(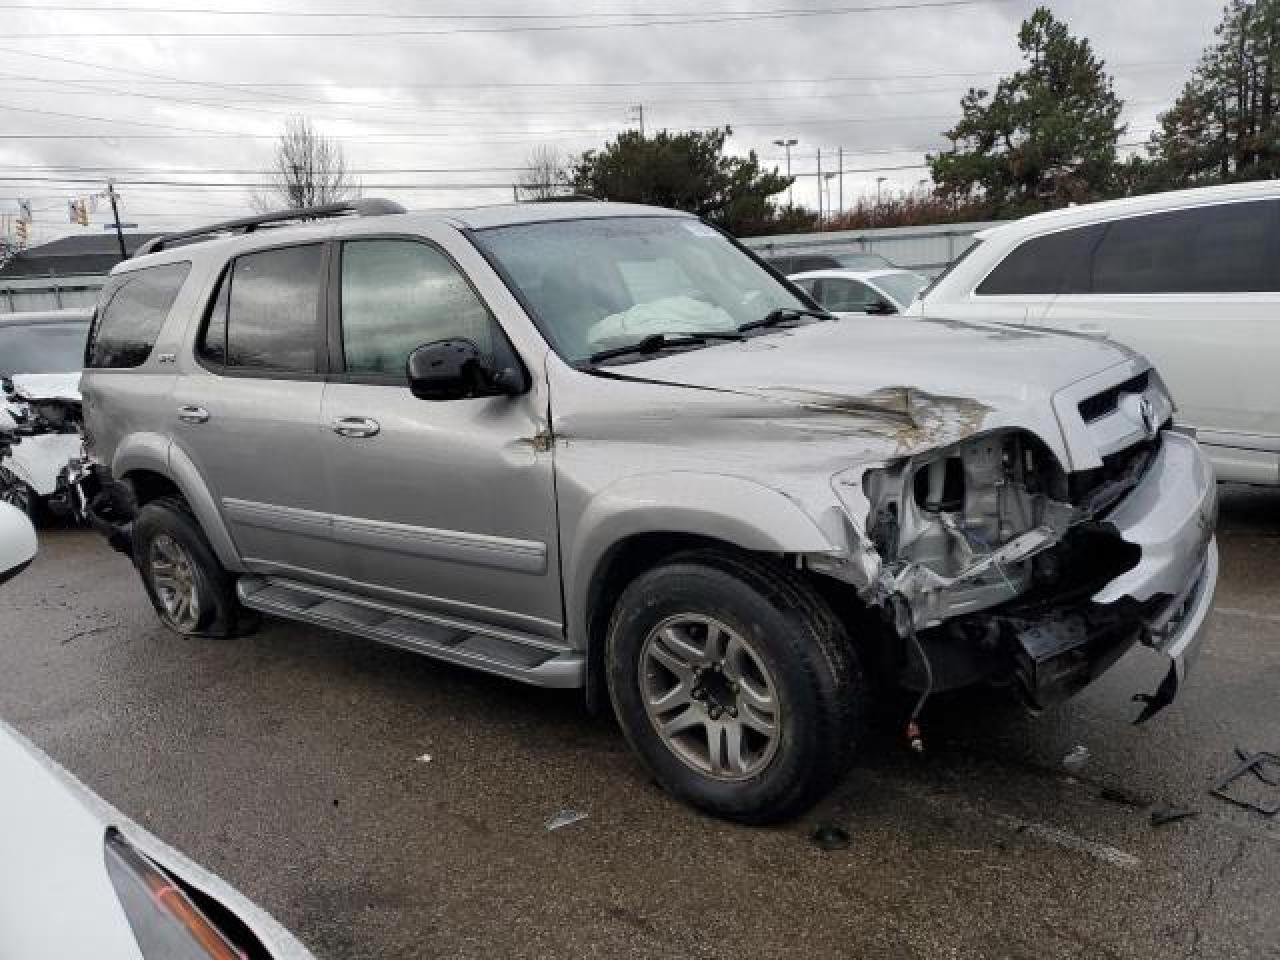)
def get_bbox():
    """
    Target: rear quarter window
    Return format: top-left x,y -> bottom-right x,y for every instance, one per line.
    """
975,225 -> 1104,296
87,261 -> 191,368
